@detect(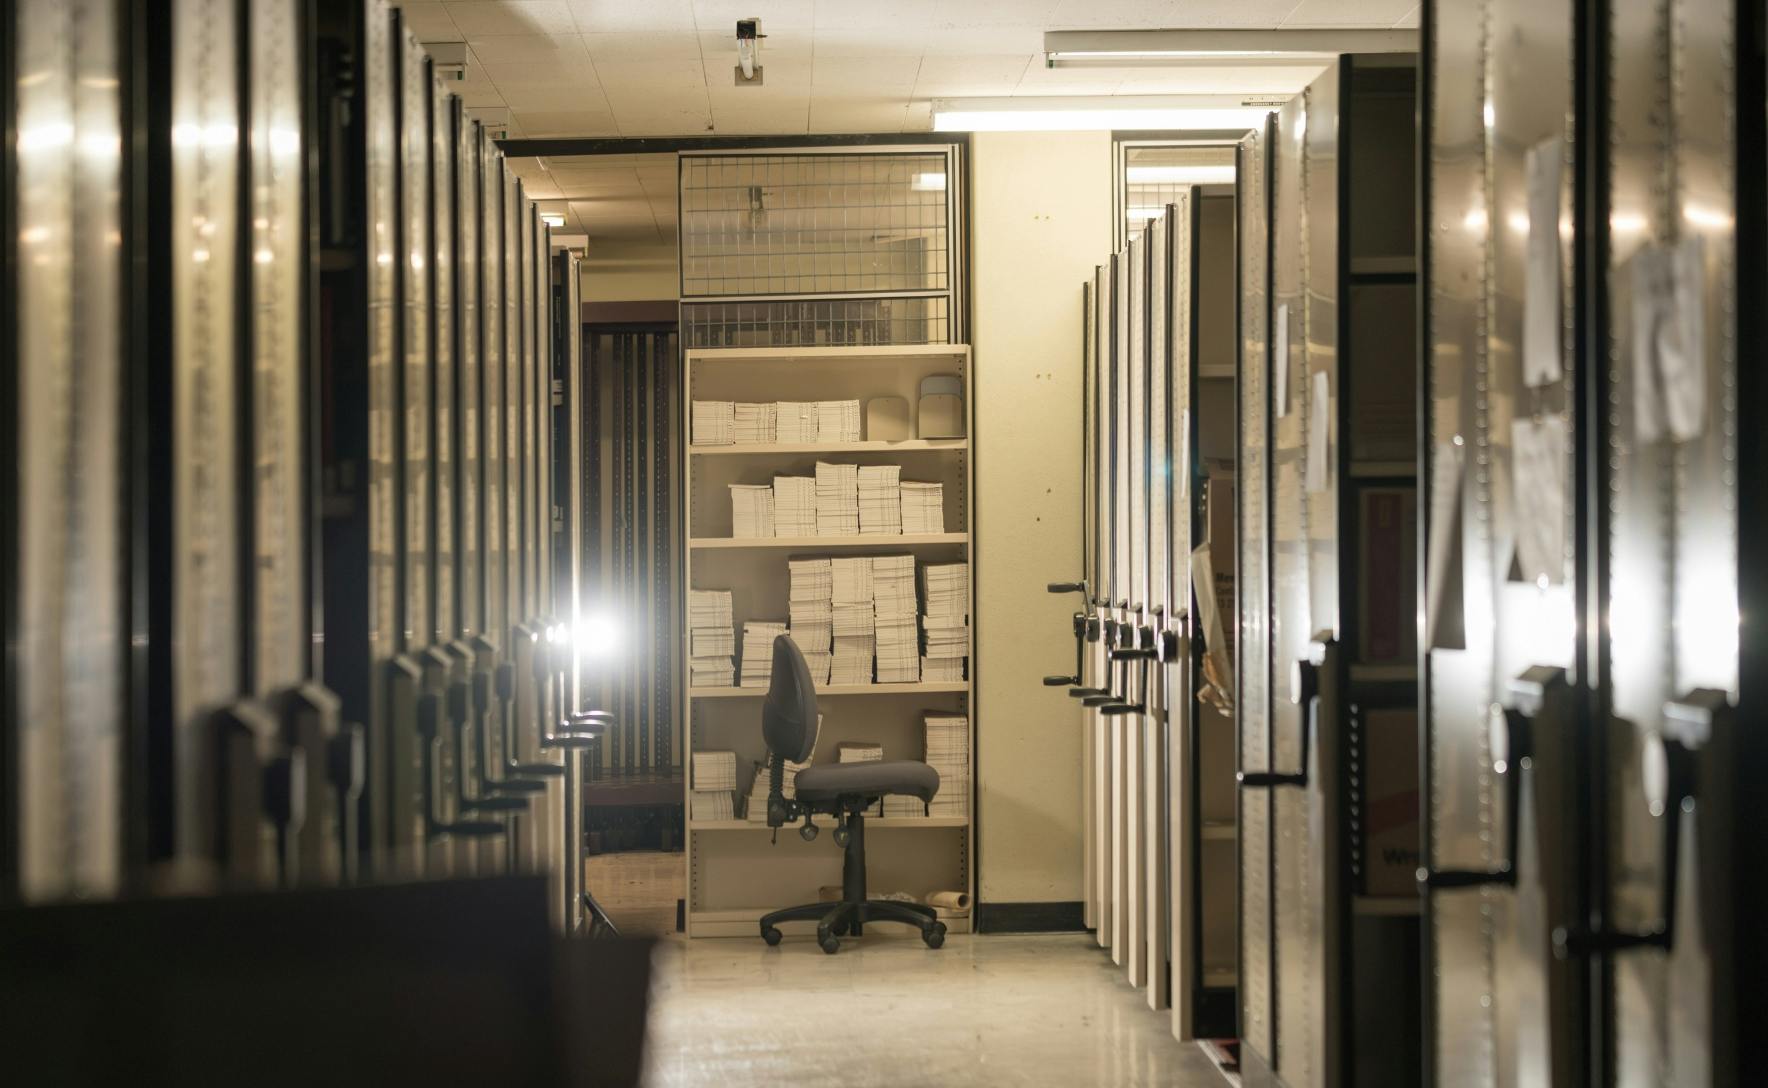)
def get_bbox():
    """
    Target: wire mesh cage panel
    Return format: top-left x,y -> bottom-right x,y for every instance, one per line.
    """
1121,145 -> 1237,247
680,153 -> 951,298
680,296 -> 952,349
